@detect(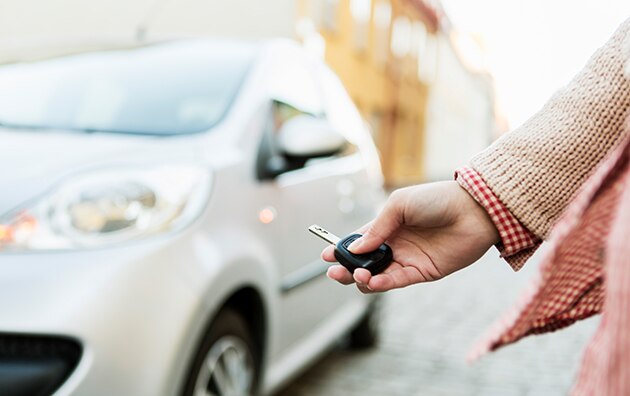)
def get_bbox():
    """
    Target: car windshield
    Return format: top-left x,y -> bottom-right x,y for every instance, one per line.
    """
0,40 -> 257,135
